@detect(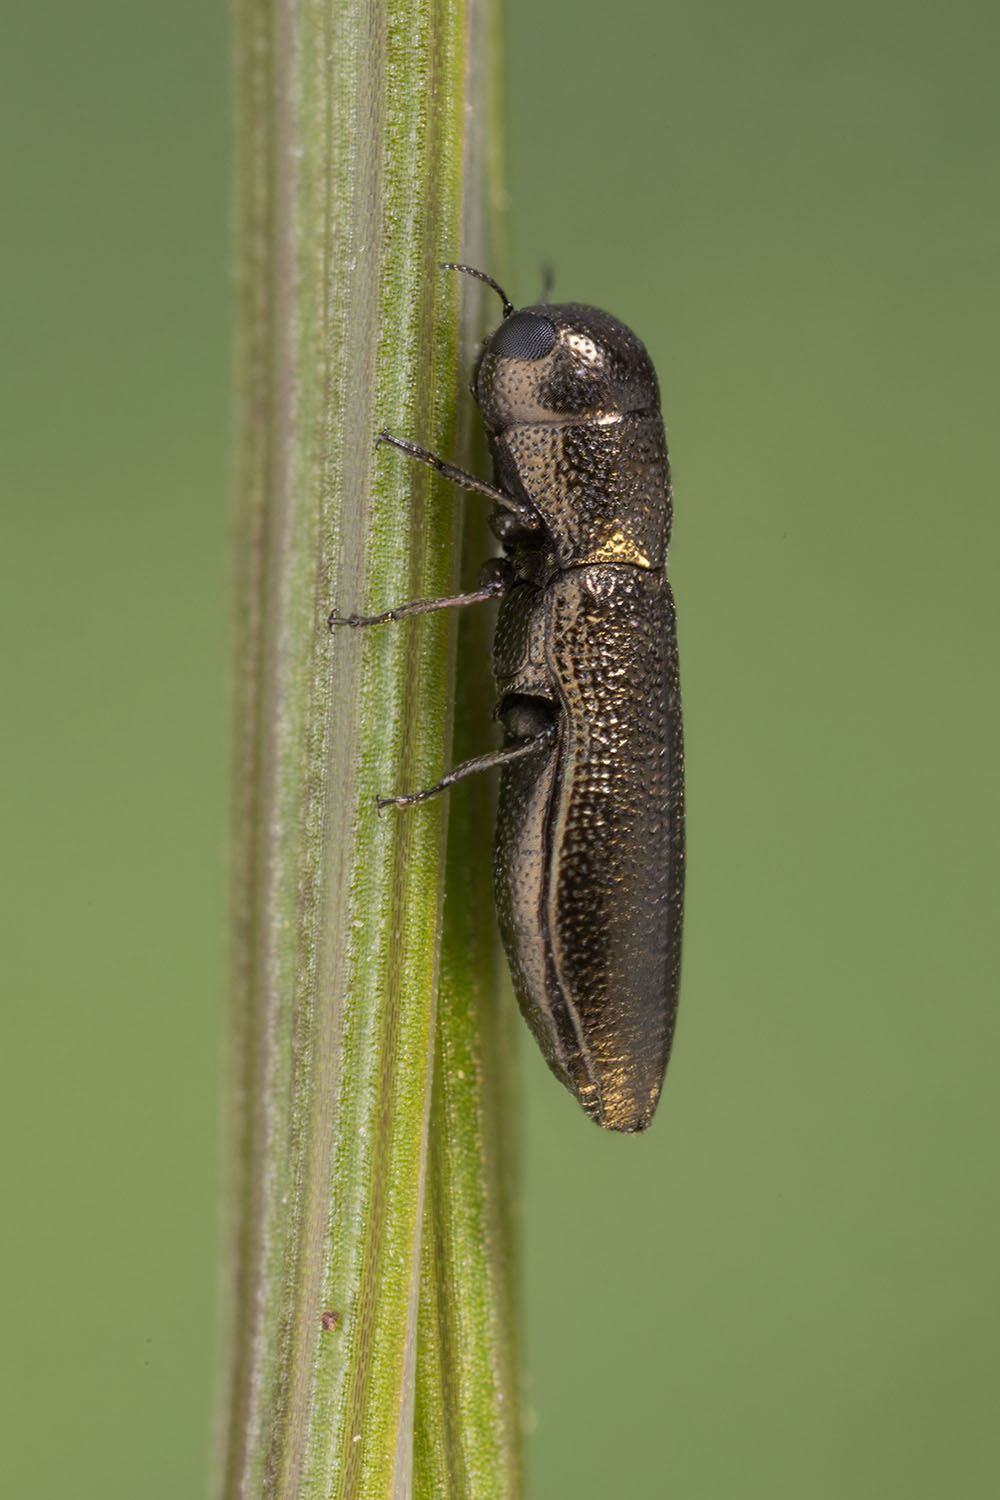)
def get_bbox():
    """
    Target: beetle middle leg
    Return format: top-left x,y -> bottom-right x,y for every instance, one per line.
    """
328,558 -> 513,631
